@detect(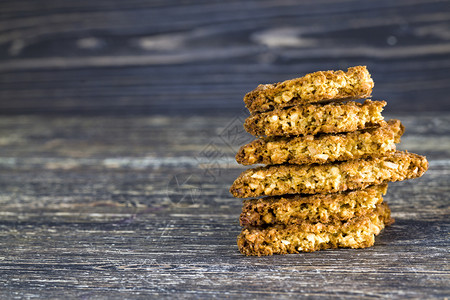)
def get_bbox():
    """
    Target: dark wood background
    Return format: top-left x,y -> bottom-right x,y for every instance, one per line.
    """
0,0 -> 449,298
